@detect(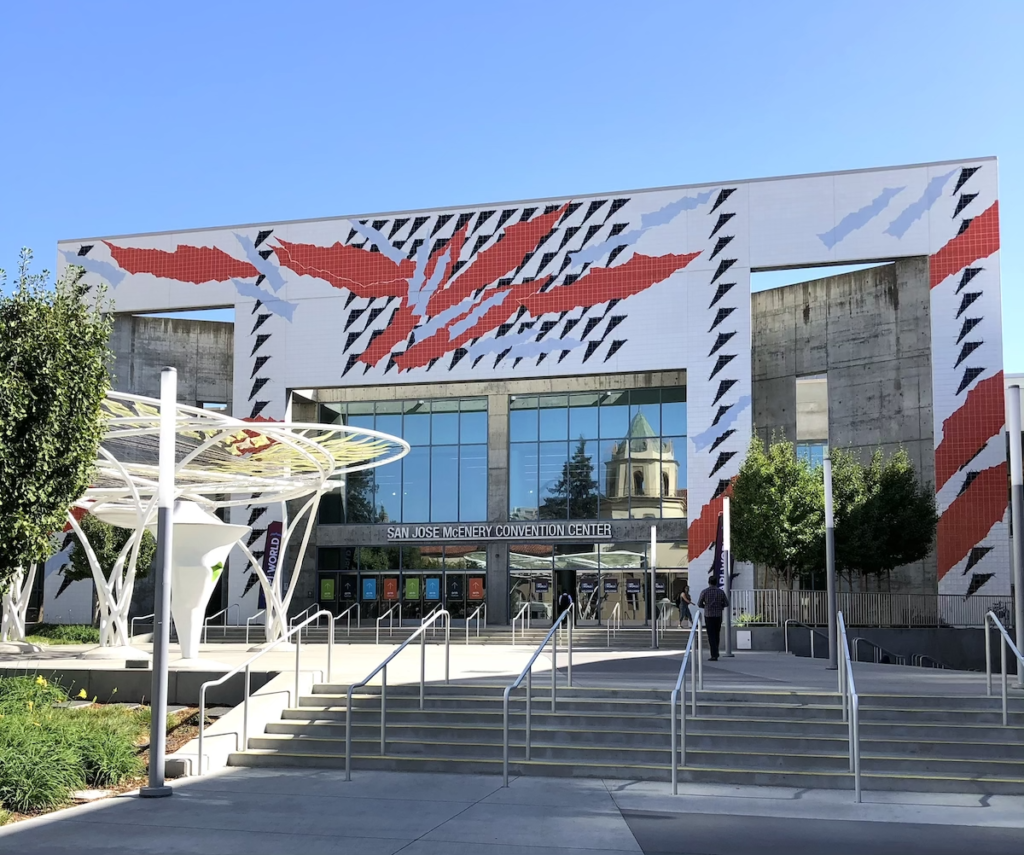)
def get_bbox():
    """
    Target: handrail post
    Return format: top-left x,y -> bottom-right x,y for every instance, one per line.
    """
444,613 -> 450,684
691,636 -> 697,717
810,628 -> 815,660
380,665 -> 387,755
986,614 -> 993,696
502,687 -> 511,787
551,620 -> 557,712
671,685 -> 678,795
294,625 -> 301,712
198,686 -> 206,776
697,614 -> 704,690
526,668 -> 533,761
243,664 -> 251,751
420,627 -> 426,710
327,615 -> 334,683
853,695 -> 861,803
568,609 -> 573,688
345,686 -> 353,781
1001,635 -> 1008,727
